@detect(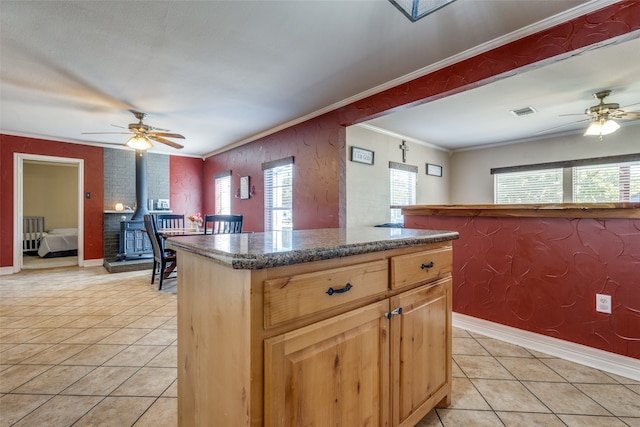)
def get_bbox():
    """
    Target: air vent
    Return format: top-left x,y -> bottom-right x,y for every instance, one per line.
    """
511,106 -> 537,117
